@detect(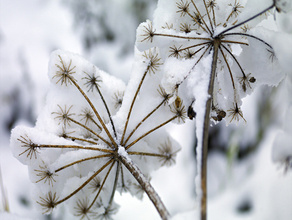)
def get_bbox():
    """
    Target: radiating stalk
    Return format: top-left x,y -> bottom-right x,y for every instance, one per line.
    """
200,38 -> 219,220
119,154 -> 170,220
